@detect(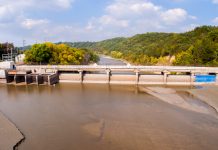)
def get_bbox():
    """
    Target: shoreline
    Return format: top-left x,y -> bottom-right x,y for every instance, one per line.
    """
0,111 -> 24,150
